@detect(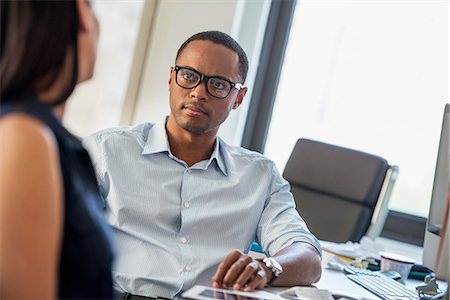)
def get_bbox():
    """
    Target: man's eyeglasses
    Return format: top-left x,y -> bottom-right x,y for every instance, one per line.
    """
174,66 -> 243,99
